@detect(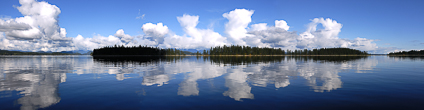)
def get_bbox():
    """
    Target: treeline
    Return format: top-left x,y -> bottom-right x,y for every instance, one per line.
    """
0,50 -> 79,55
92,45 -> 165,55
92,45 -> 189,56
388,50 -> 424,55
198,45 -> 368,55
206,45 -> 284,55
92,45 -> 368,56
